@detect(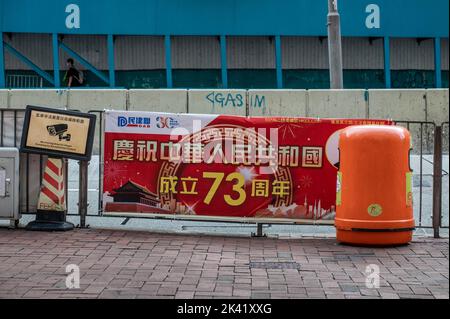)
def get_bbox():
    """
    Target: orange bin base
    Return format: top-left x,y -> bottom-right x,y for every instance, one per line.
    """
336,229 -> 413,246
